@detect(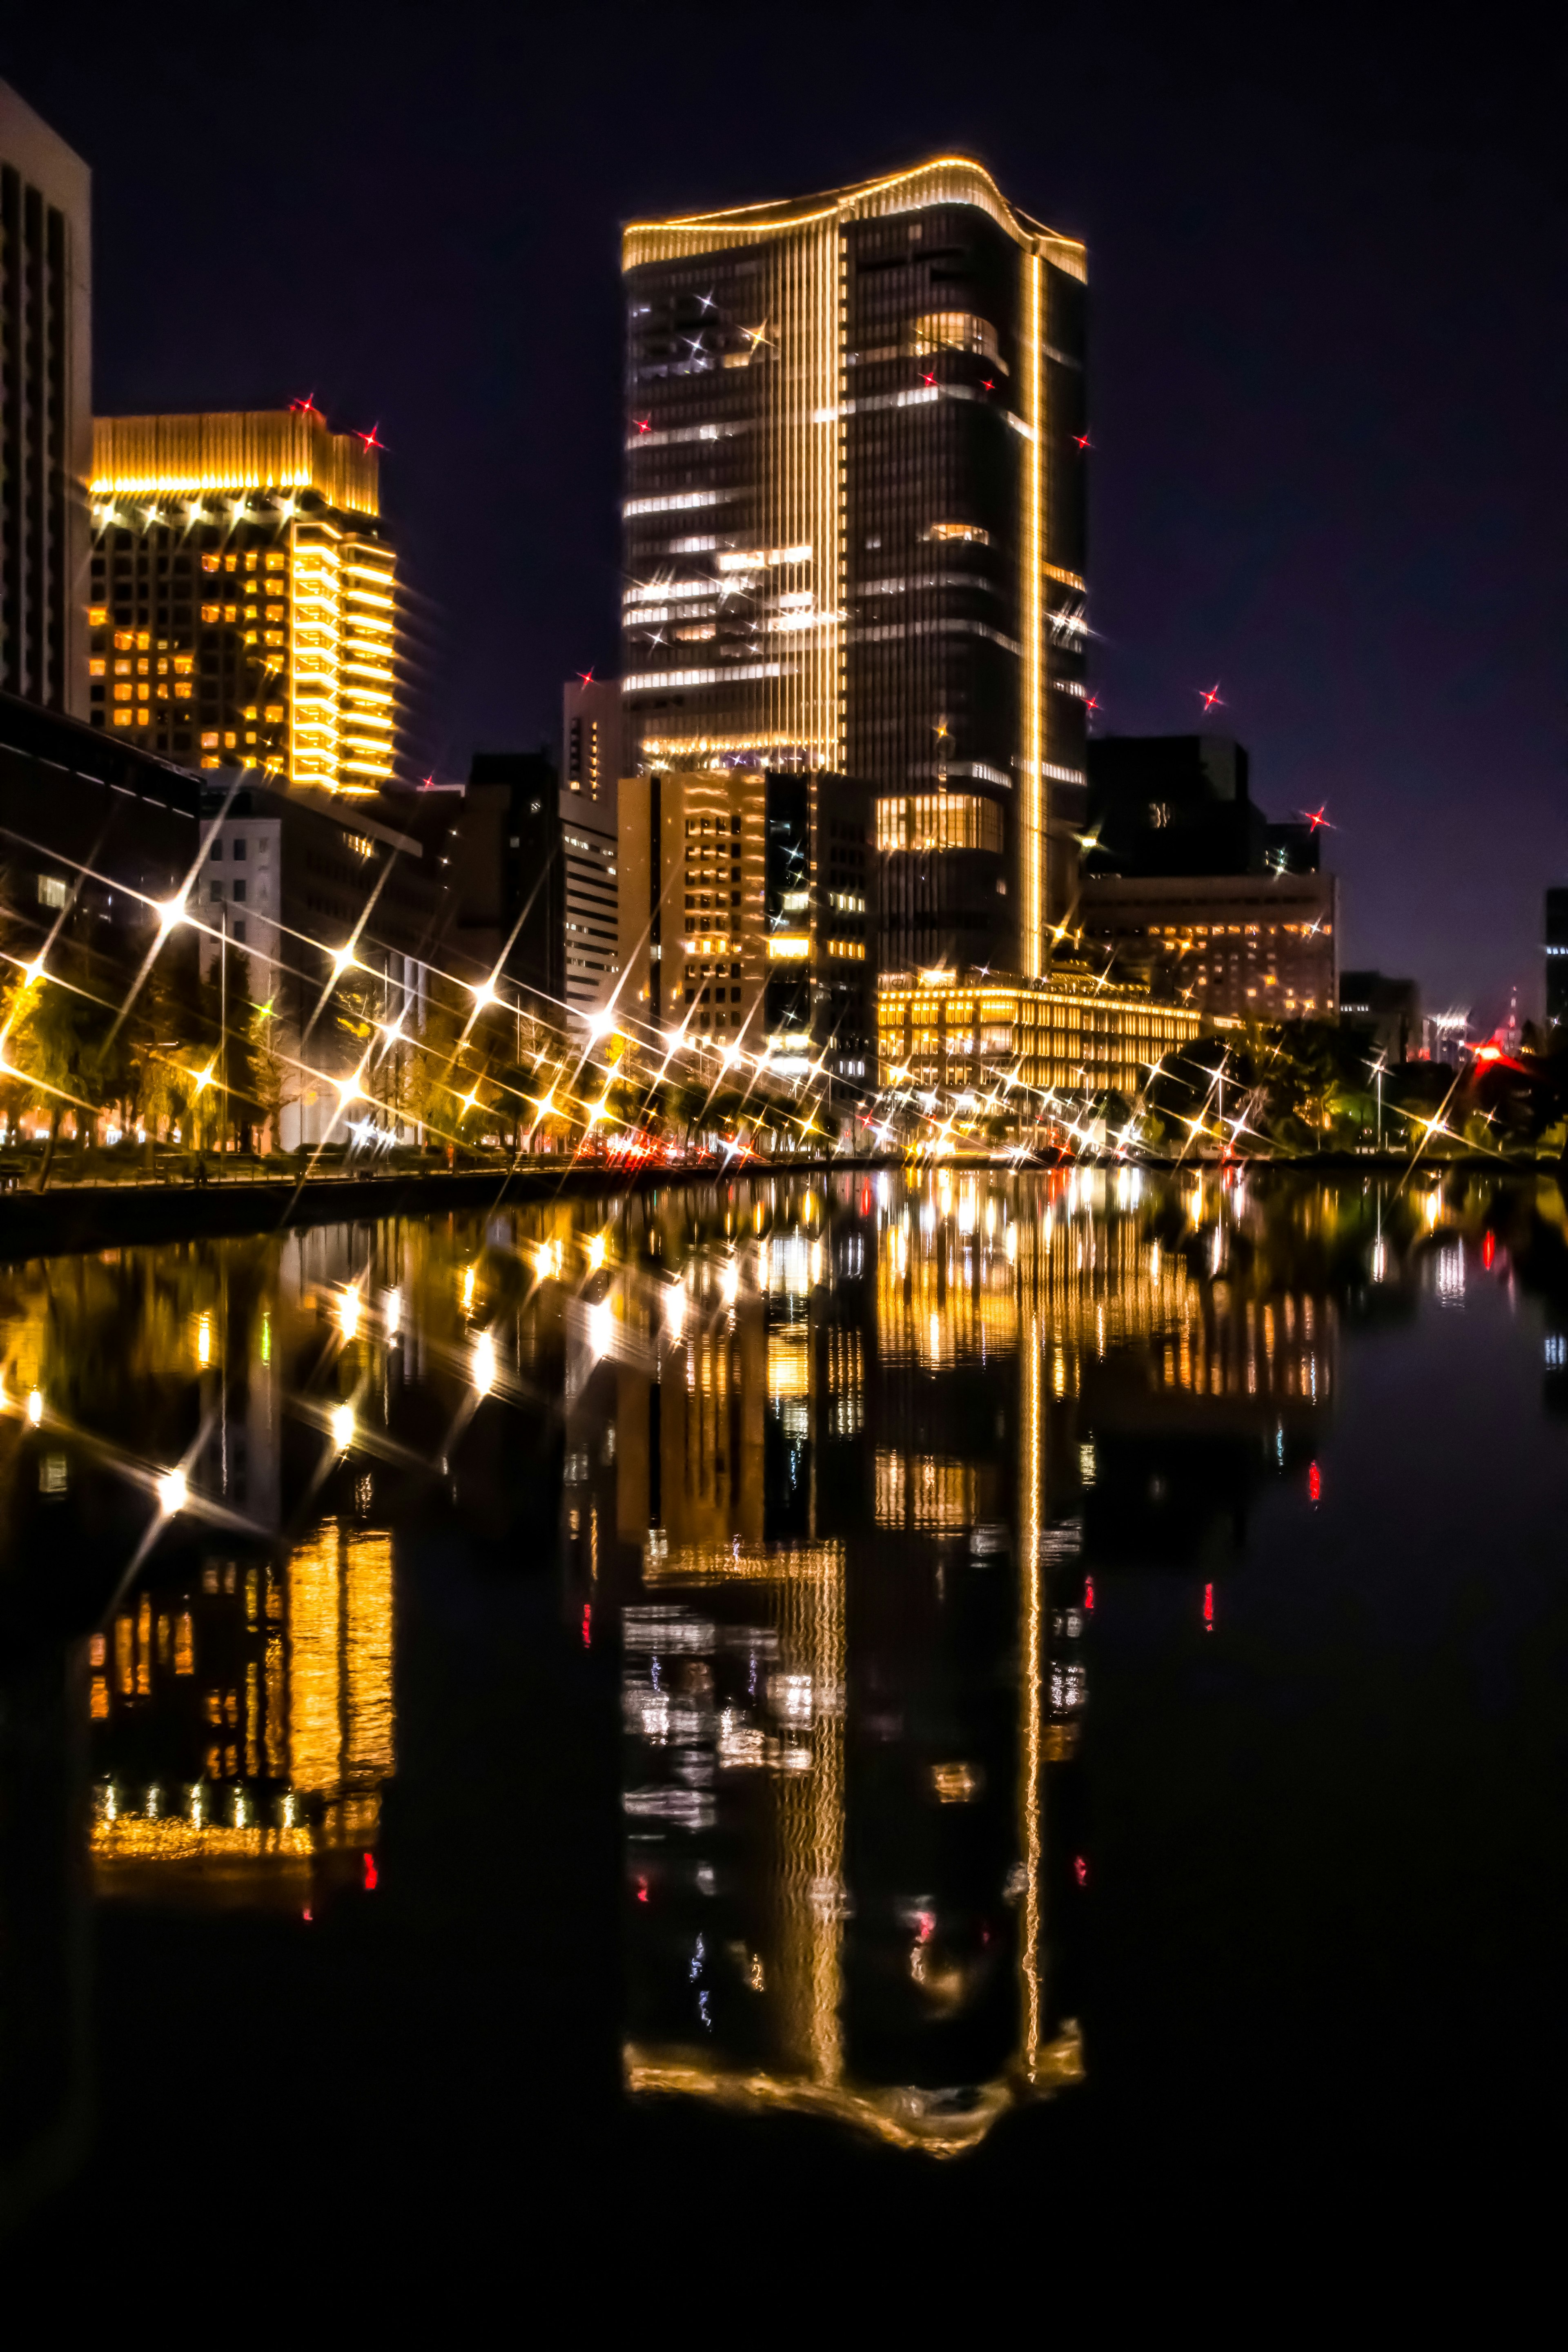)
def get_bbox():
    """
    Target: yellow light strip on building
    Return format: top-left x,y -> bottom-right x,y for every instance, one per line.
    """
1021,247 -> 1044,979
